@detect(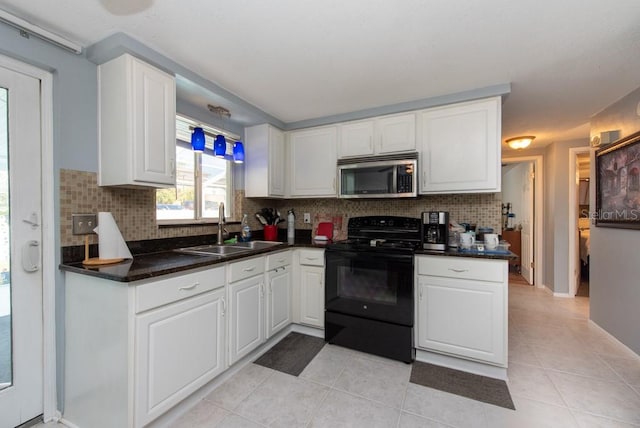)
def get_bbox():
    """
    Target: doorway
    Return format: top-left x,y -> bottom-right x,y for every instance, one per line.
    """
501,155 -> 544,288
569,148 -> 591,298
0,58 -> 49,428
